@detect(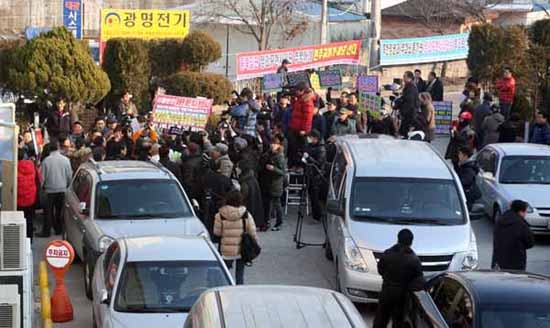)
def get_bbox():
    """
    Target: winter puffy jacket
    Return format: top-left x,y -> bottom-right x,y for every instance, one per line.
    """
17,160 -> 38,208
289,92 -> 315,133
214,206 -> 258,259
